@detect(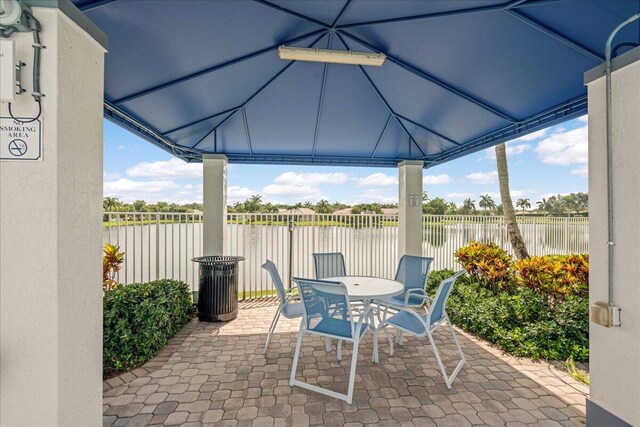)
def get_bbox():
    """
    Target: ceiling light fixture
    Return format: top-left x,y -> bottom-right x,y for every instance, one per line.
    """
278,45 -> 386,66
